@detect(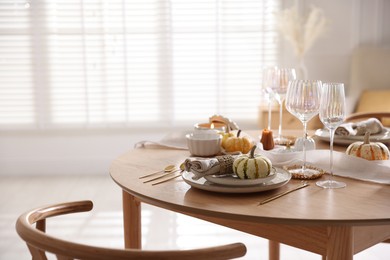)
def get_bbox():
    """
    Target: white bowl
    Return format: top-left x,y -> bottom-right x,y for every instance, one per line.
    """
186,134 -> 222,157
